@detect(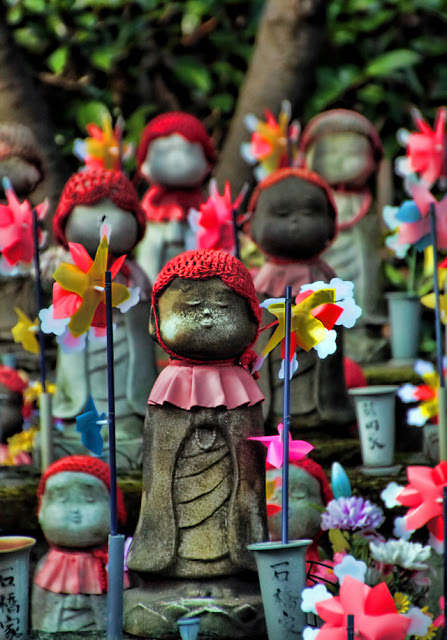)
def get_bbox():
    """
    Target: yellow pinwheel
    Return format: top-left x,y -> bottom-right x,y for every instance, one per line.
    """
11,307 -> 39,354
